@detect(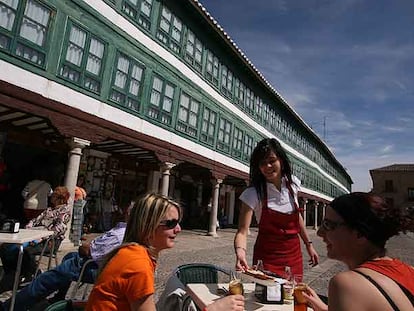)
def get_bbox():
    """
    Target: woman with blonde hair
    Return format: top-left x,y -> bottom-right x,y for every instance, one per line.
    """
86,193 -> 244,311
